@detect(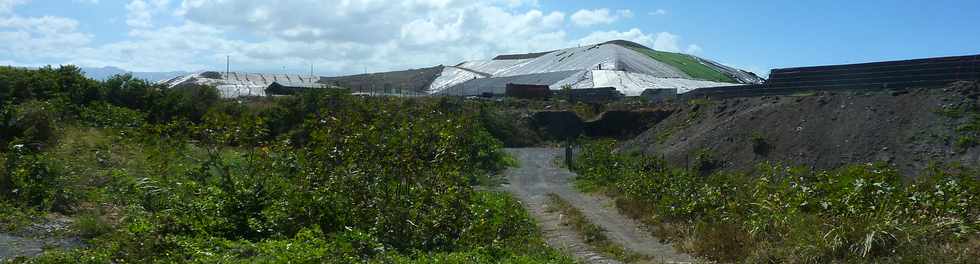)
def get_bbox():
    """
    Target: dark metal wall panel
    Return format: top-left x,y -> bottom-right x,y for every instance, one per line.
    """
682,54 -> 979,100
